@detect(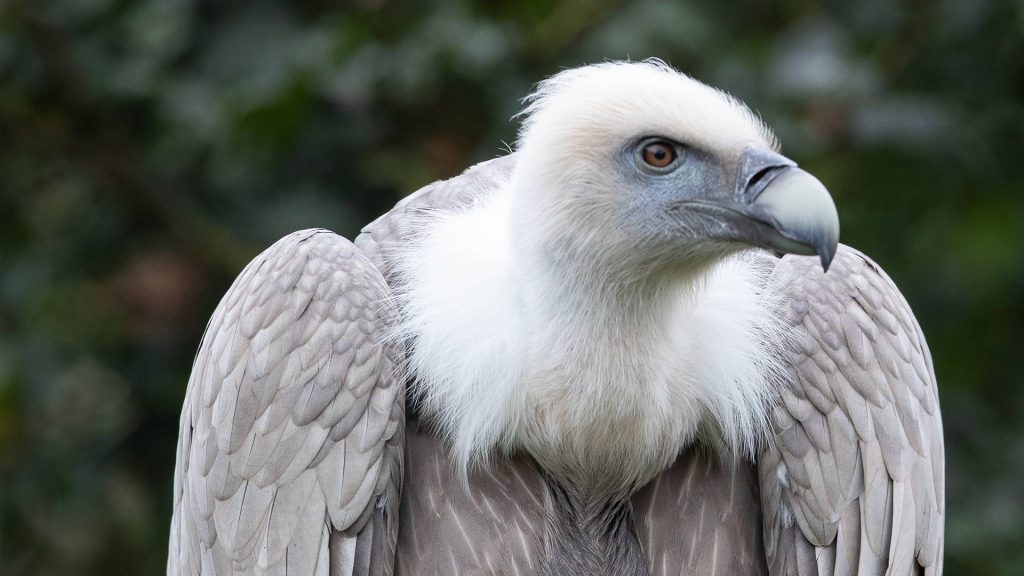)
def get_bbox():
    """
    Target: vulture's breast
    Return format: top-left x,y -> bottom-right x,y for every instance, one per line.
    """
395,420 -> 768,576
